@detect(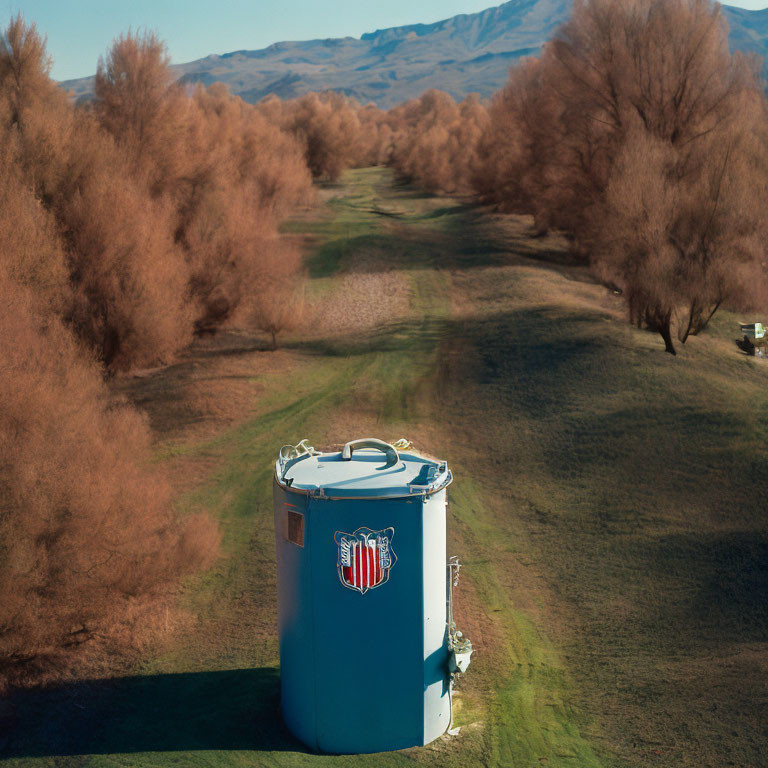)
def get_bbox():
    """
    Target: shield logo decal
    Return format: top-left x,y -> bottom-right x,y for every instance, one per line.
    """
334,527 -> 396,594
